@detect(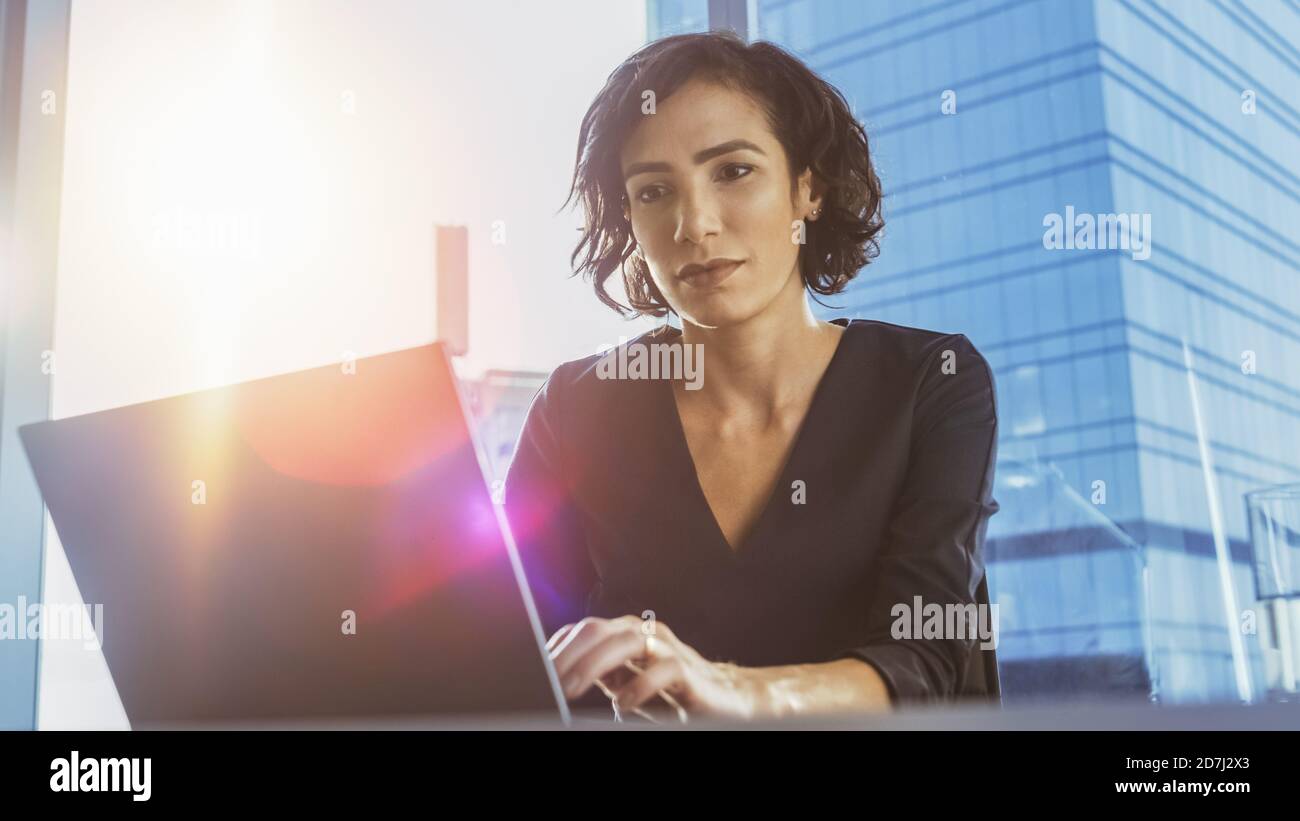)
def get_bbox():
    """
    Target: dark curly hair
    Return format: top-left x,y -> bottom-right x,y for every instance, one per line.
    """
560,30 -> 885,319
